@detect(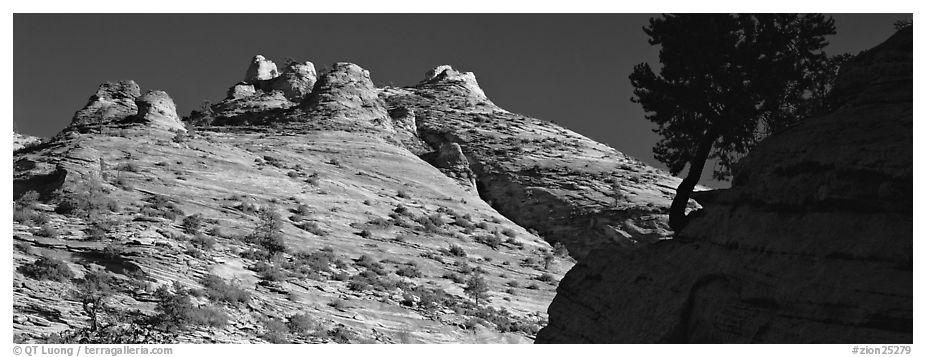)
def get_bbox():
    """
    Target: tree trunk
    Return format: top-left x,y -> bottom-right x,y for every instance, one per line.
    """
668,132 -> 717,232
